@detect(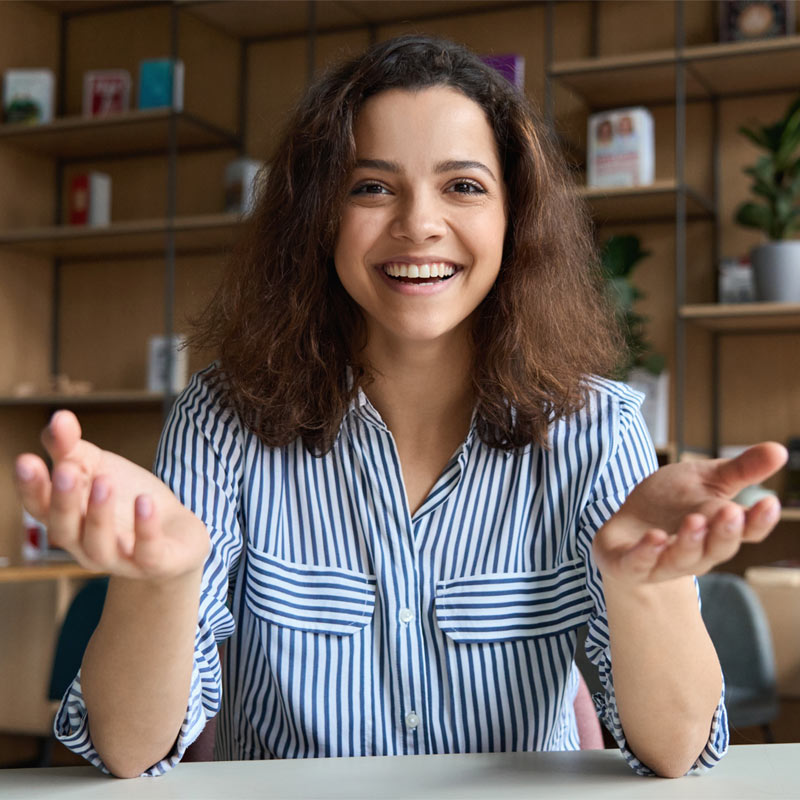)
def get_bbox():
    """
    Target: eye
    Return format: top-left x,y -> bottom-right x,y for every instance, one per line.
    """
447,179 -> 486,195
351,182 -> 390,196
